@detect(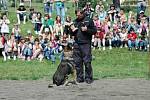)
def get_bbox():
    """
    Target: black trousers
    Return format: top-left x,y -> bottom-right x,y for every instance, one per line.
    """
73,43 -> 93,81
